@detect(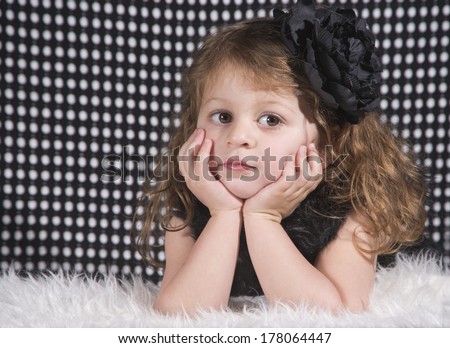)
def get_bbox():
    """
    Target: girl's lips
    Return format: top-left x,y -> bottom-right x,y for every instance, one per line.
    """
224,160 -> 254,172
209,157 -> 257,174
